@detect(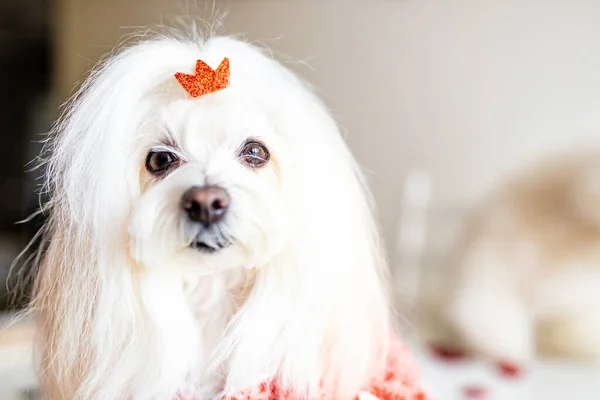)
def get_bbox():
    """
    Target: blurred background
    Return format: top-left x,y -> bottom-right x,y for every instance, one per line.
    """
2,0 -> 600,399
